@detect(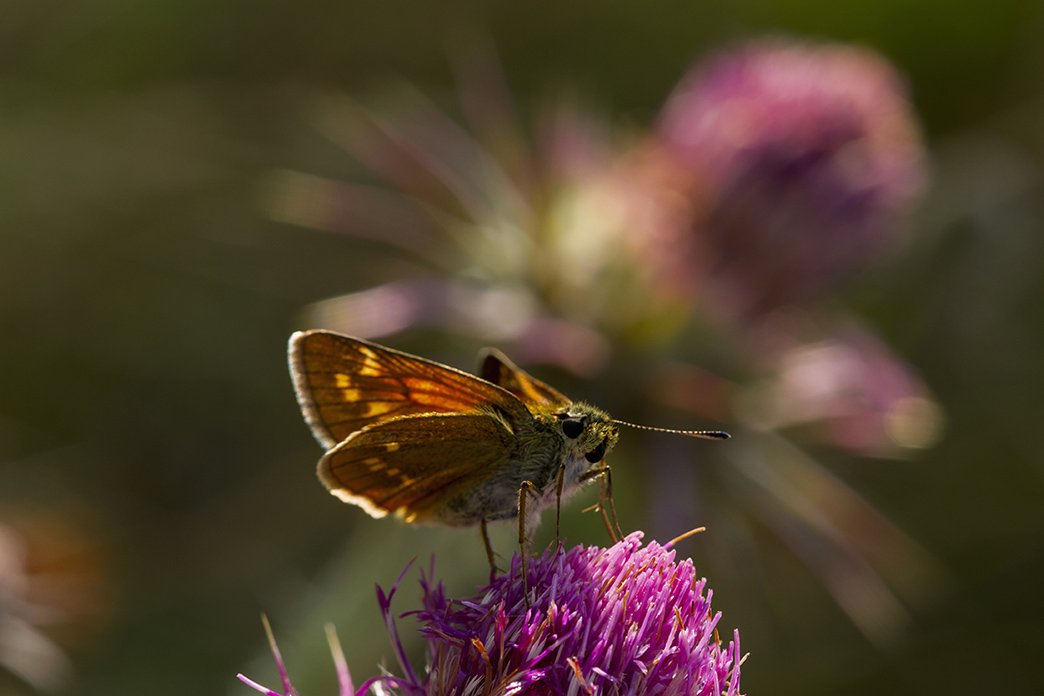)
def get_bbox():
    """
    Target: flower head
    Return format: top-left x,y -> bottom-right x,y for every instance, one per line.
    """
414,532 -> 743,696
745,324 -> 943,454
241,533 -> 745,696
652,39 -> 927,317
